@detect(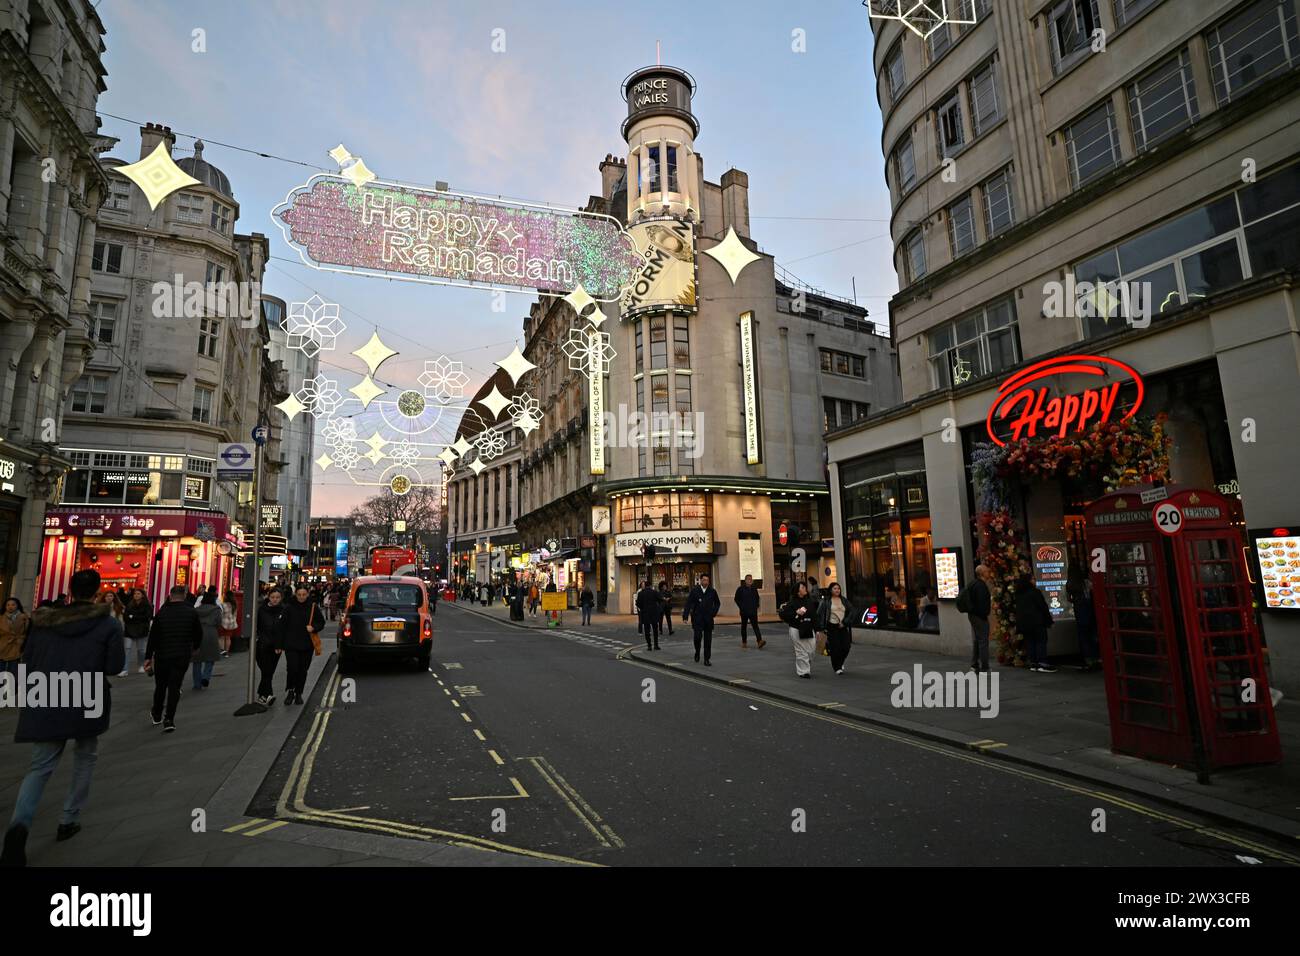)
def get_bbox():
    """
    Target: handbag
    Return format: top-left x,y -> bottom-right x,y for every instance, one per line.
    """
815,631 -> 827,655
310,630 -> 322,656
